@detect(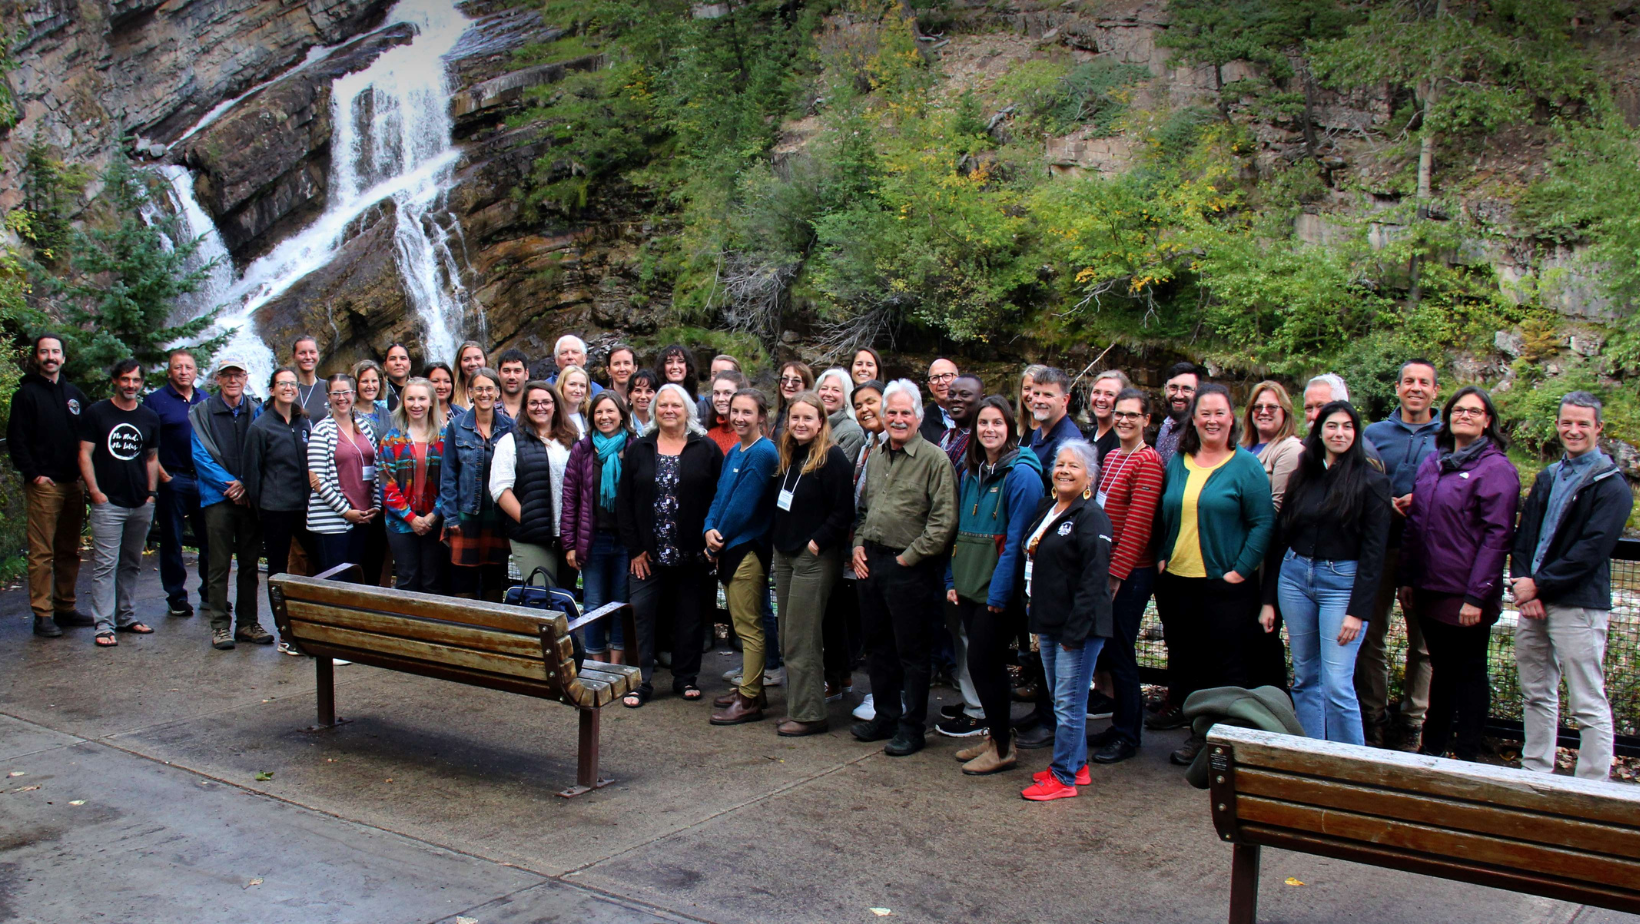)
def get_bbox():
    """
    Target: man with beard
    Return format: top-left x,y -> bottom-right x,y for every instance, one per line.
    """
496,348 -> 530,420
8,333 -> 94,637
78,359 -> 162,646
1086,370 -> 1130,464
1153,362 -> 1200,466
1027,367 -> 1082,489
